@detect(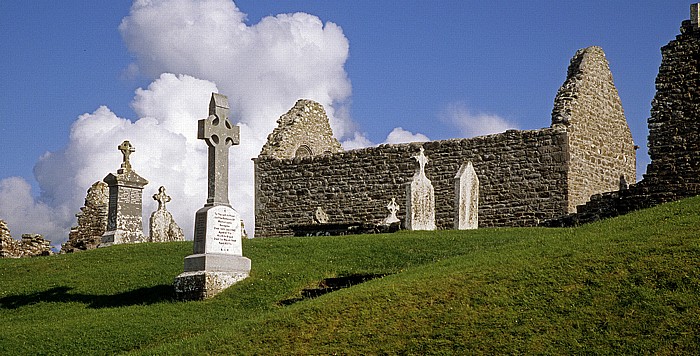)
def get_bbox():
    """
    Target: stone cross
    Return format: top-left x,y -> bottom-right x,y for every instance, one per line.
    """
413,147 -> 429,177
118,140 -> 135,171
153,186 -> 171,211
198,93 -> 240,207
387,198 -> 399,216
